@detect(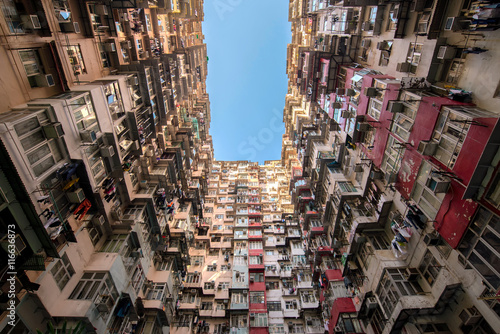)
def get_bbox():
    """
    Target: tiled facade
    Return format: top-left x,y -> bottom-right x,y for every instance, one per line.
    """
1,1 -> 500,334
